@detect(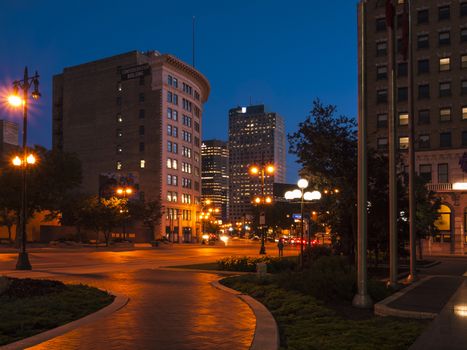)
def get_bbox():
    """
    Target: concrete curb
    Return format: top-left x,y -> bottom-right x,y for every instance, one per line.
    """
211,280 -> 279,350
0,291 -> 129,350
374,276 -> 437,319
158,266 -> 251,275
